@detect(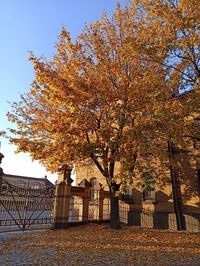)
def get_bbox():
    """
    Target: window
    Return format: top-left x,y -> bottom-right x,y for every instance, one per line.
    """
141,172 -> 155,202
90,177 -> 98,202
142,187 -> 155,201
90,177 -> 98,187
126,184 -> 133,196
16,180 -> 25,188
32,183 -> 40,189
